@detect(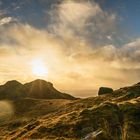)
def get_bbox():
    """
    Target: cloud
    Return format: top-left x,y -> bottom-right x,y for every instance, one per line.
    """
0,17 -> 16,26
57,1 -> 100,26
123,38 -> 140,50
66,72 -> 83,80
48,0 -> 118,46
0,46 -> 16,56
0,22 -> 140,96
0,0 -> 140,96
